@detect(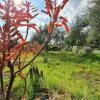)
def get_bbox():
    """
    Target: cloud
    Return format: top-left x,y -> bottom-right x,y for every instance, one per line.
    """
31,0 -> 88,26
20,0 -> 88,40
59,0 -> 88,23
